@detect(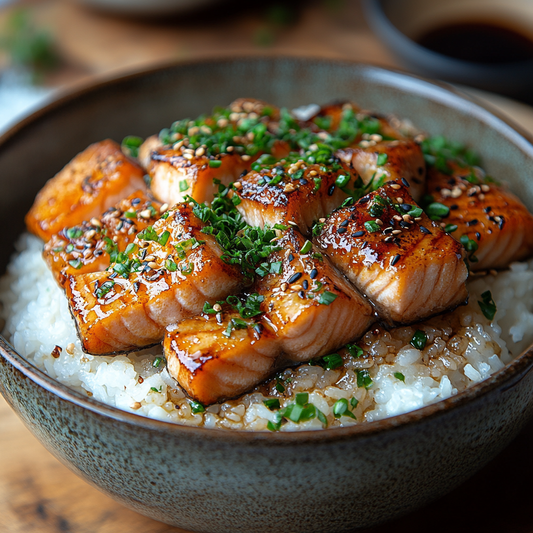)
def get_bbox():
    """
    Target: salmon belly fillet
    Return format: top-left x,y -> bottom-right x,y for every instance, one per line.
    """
316,181 -> 469,327
44,190 -> 161,287
233,162 -> 358,234
26,140 -> 146,241
146,98 -> 290,207
65,204 -> 243,355
164,228 -> 375,405
165,310 -> 280,405
426,164 -> 533,271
